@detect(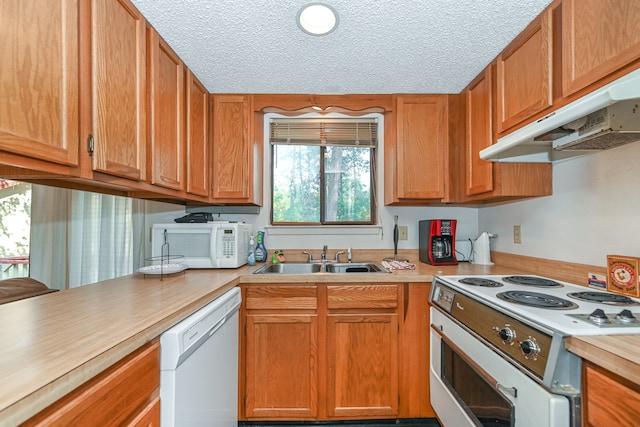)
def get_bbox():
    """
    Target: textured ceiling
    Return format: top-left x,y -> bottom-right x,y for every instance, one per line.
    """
130,0 -> 553,94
